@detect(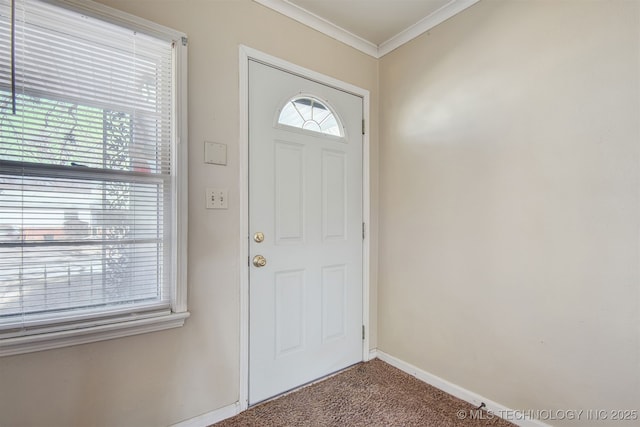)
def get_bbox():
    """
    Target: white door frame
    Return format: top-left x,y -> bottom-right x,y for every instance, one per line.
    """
238,45 -> 371,410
